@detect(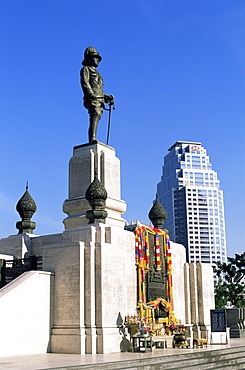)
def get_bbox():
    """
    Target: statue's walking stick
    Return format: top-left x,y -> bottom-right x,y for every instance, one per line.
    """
106,100 -> 115,146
